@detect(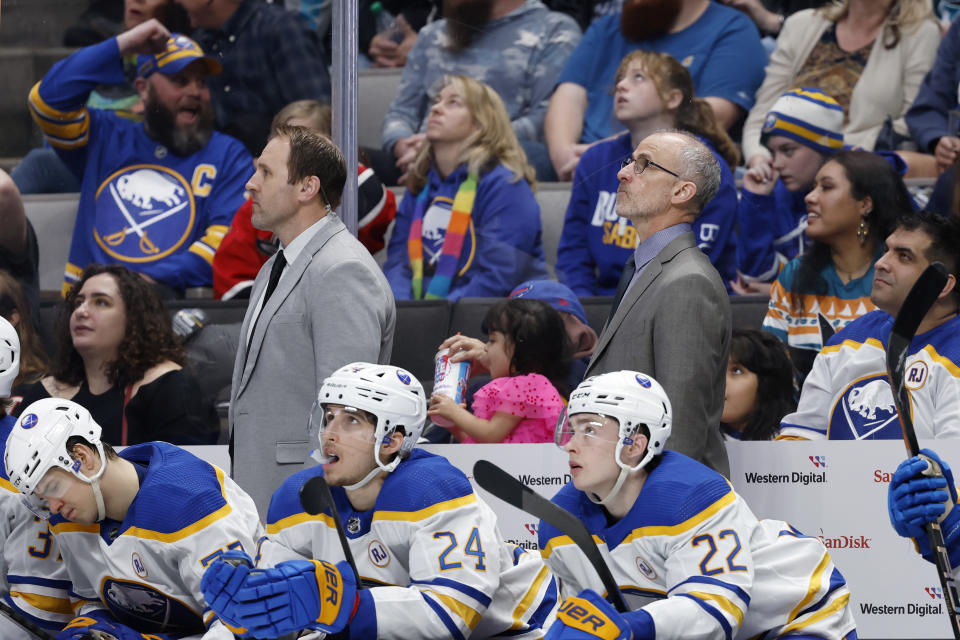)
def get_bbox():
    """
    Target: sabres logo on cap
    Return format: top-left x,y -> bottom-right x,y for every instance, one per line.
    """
21,414 -> 38,429
635,375 -> 651,388
762,113 -> 778,133
397,371 -> 411,385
